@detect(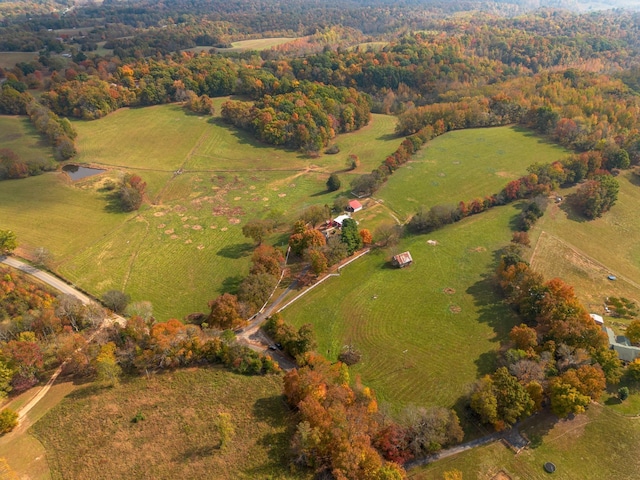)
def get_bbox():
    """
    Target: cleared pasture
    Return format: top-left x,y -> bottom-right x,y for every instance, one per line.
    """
0,173 -> 126,260
378,126 -> 569,221
31,368 -> 306,480
531,171 -> 640,305
414,403 -> 640,480
2,104 -> 398,320
0,51 -> 37,68
283,204 -> 521,411
0,116 -> 53,162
